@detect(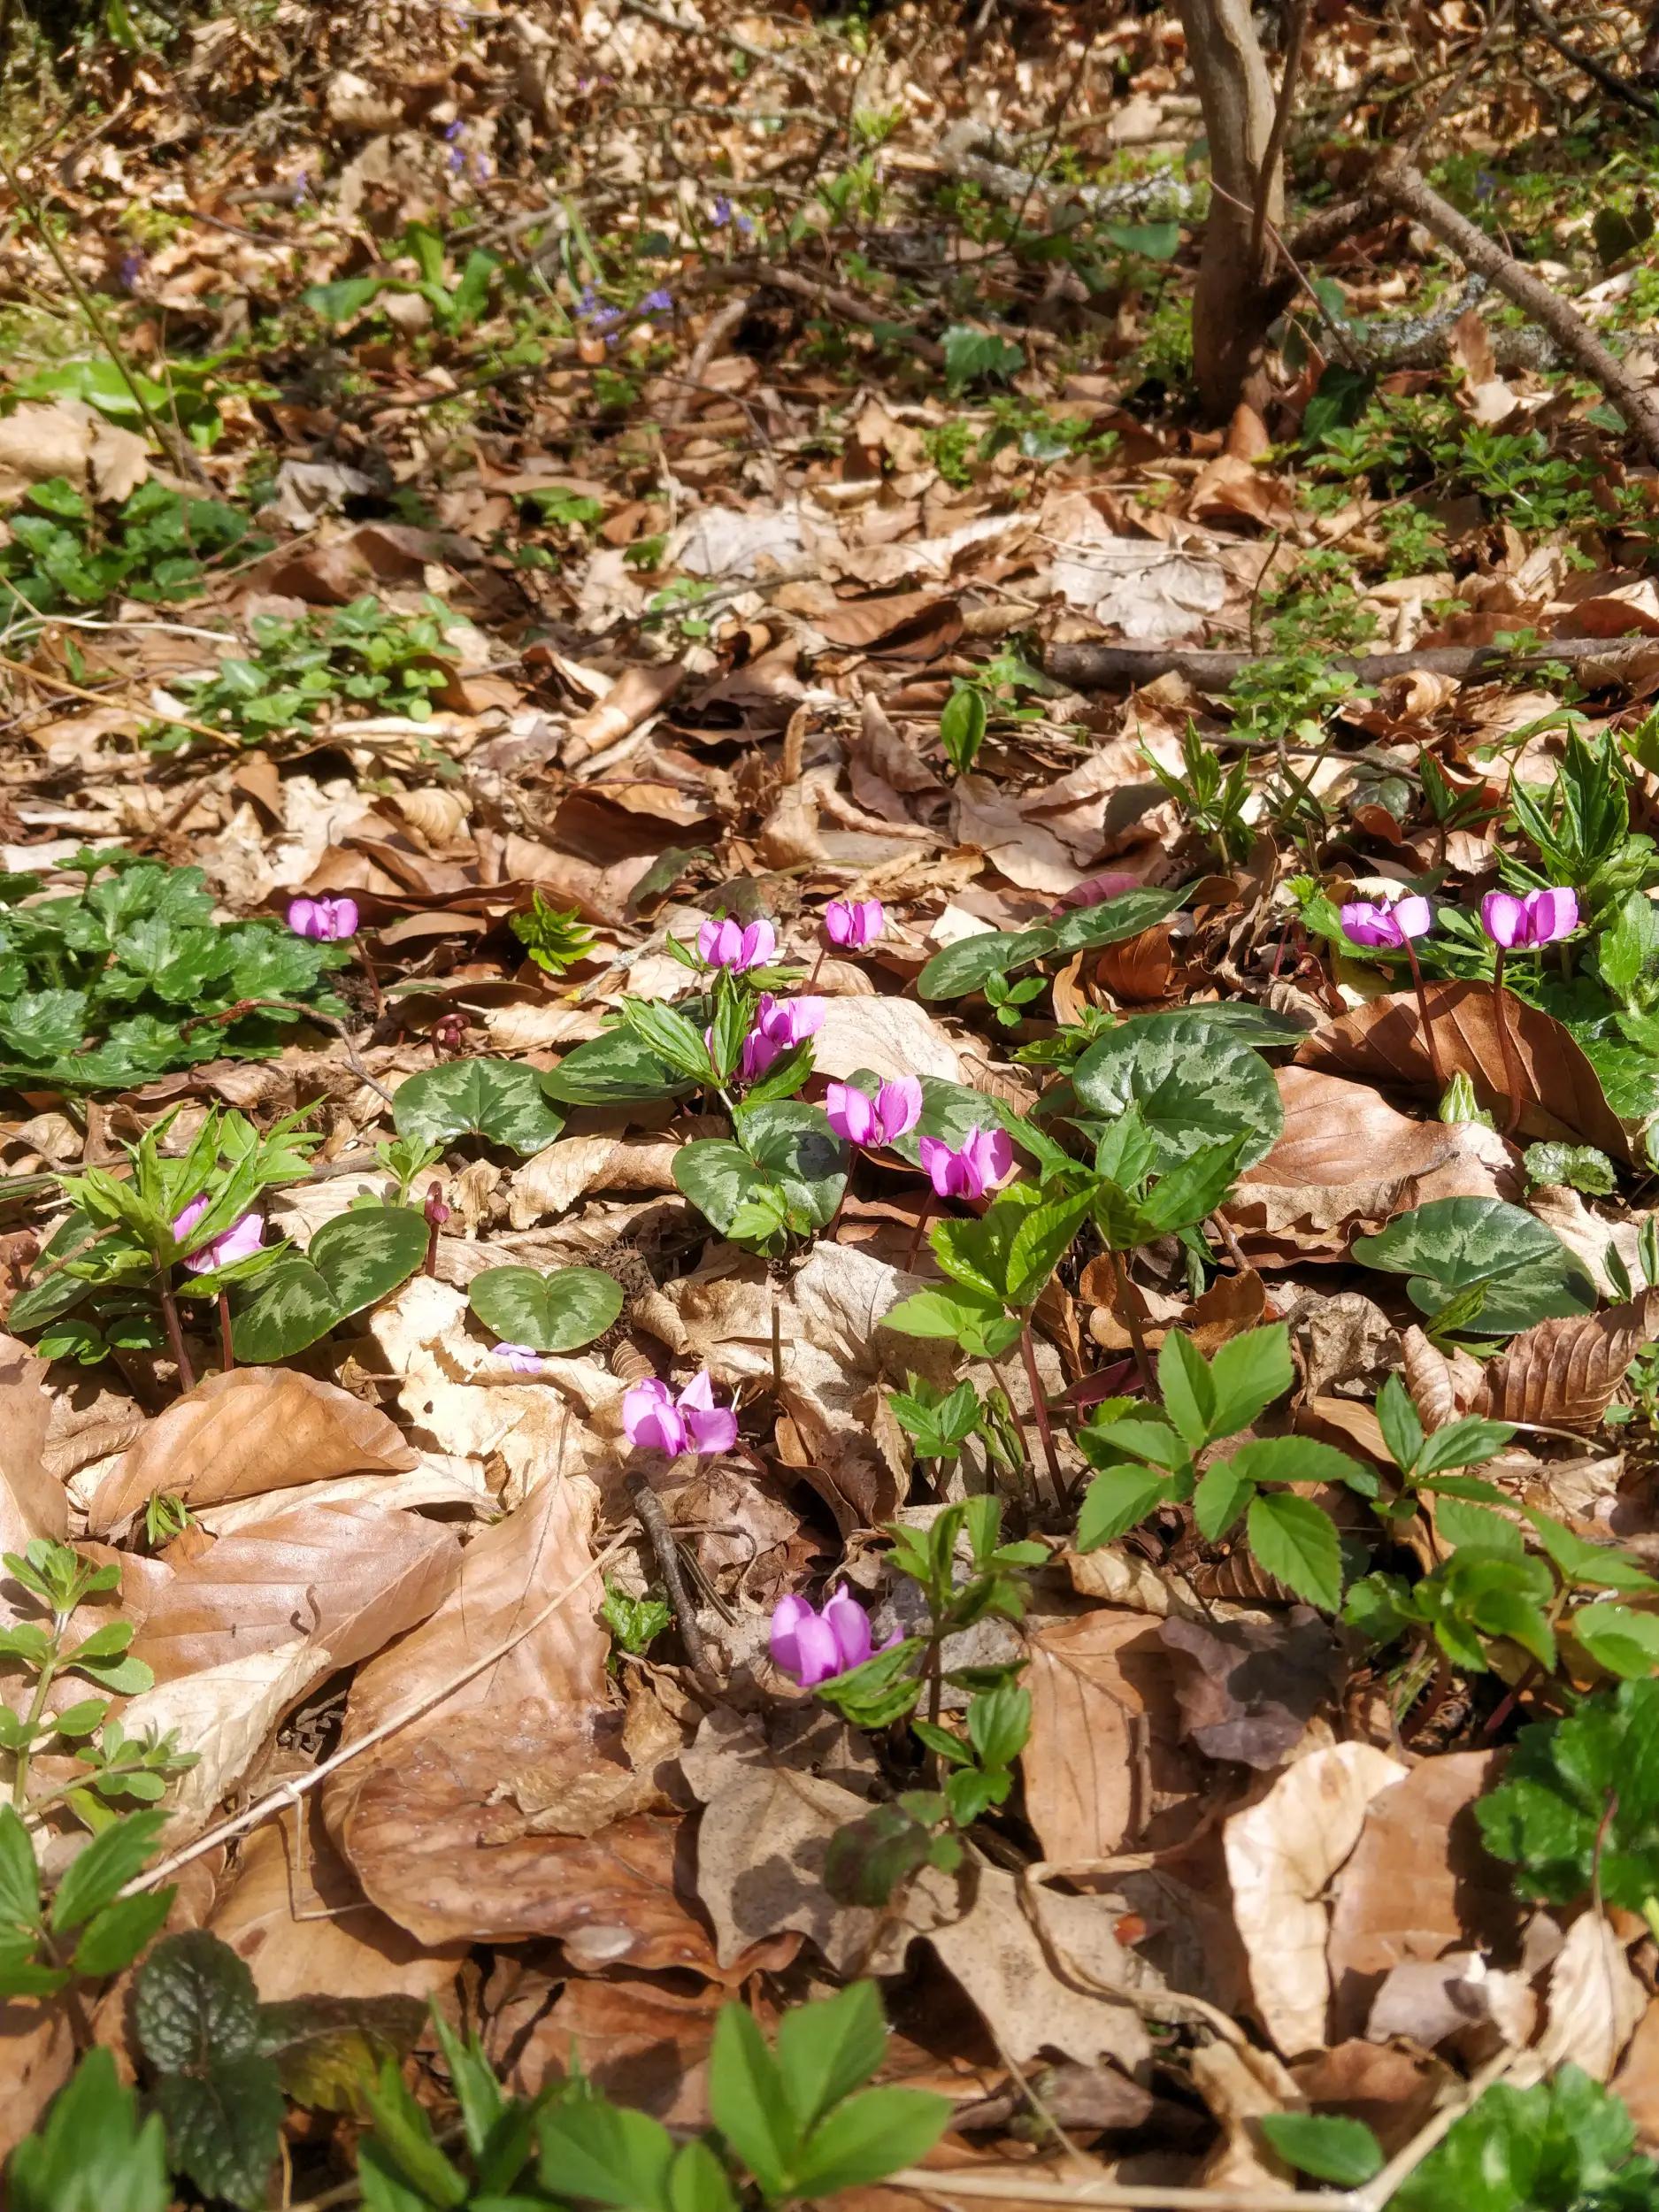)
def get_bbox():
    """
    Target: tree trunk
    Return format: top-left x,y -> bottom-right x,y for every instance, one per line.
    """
1176,0 -> 1284,419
